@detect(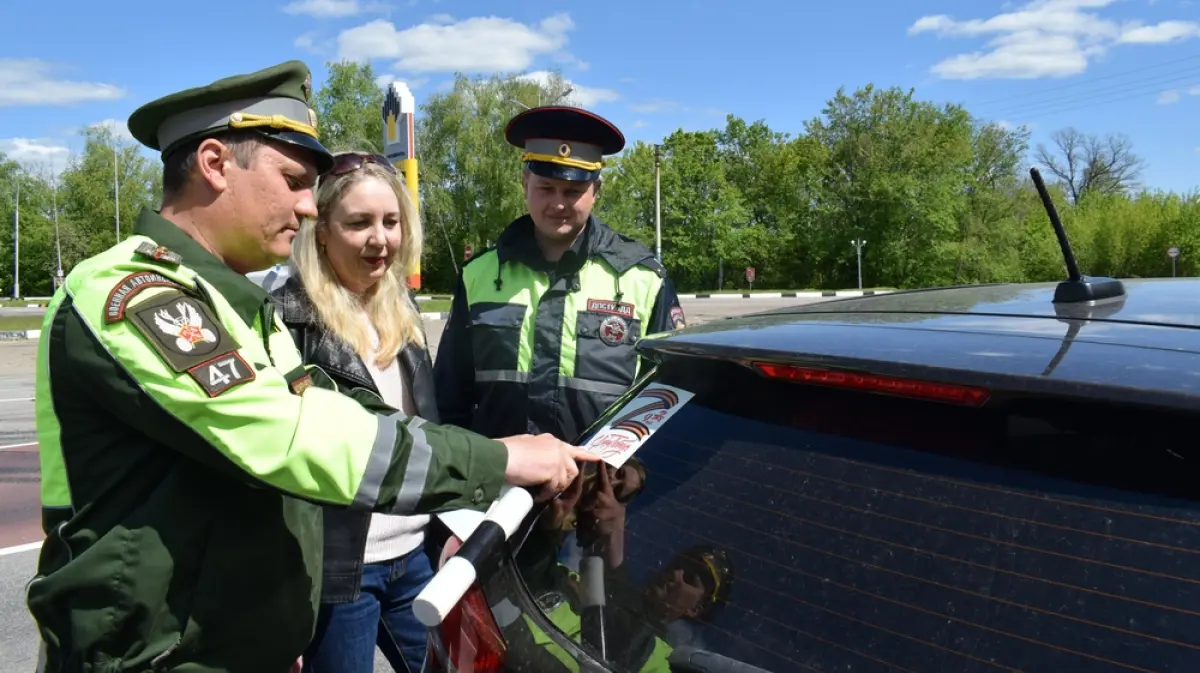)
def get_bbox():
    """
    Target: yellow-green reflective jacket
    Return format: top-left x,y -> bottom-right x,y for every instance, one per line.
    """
29,209 -> 509,673
434,216 -> 686,441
